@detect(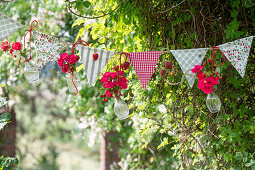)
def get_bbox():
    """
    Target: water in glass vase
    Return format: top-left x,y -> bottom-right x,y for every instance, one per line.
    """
206,91 -> 221,113
114,98 -> 129,120
66,72 -> 82,93
24,62 -> 39,83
